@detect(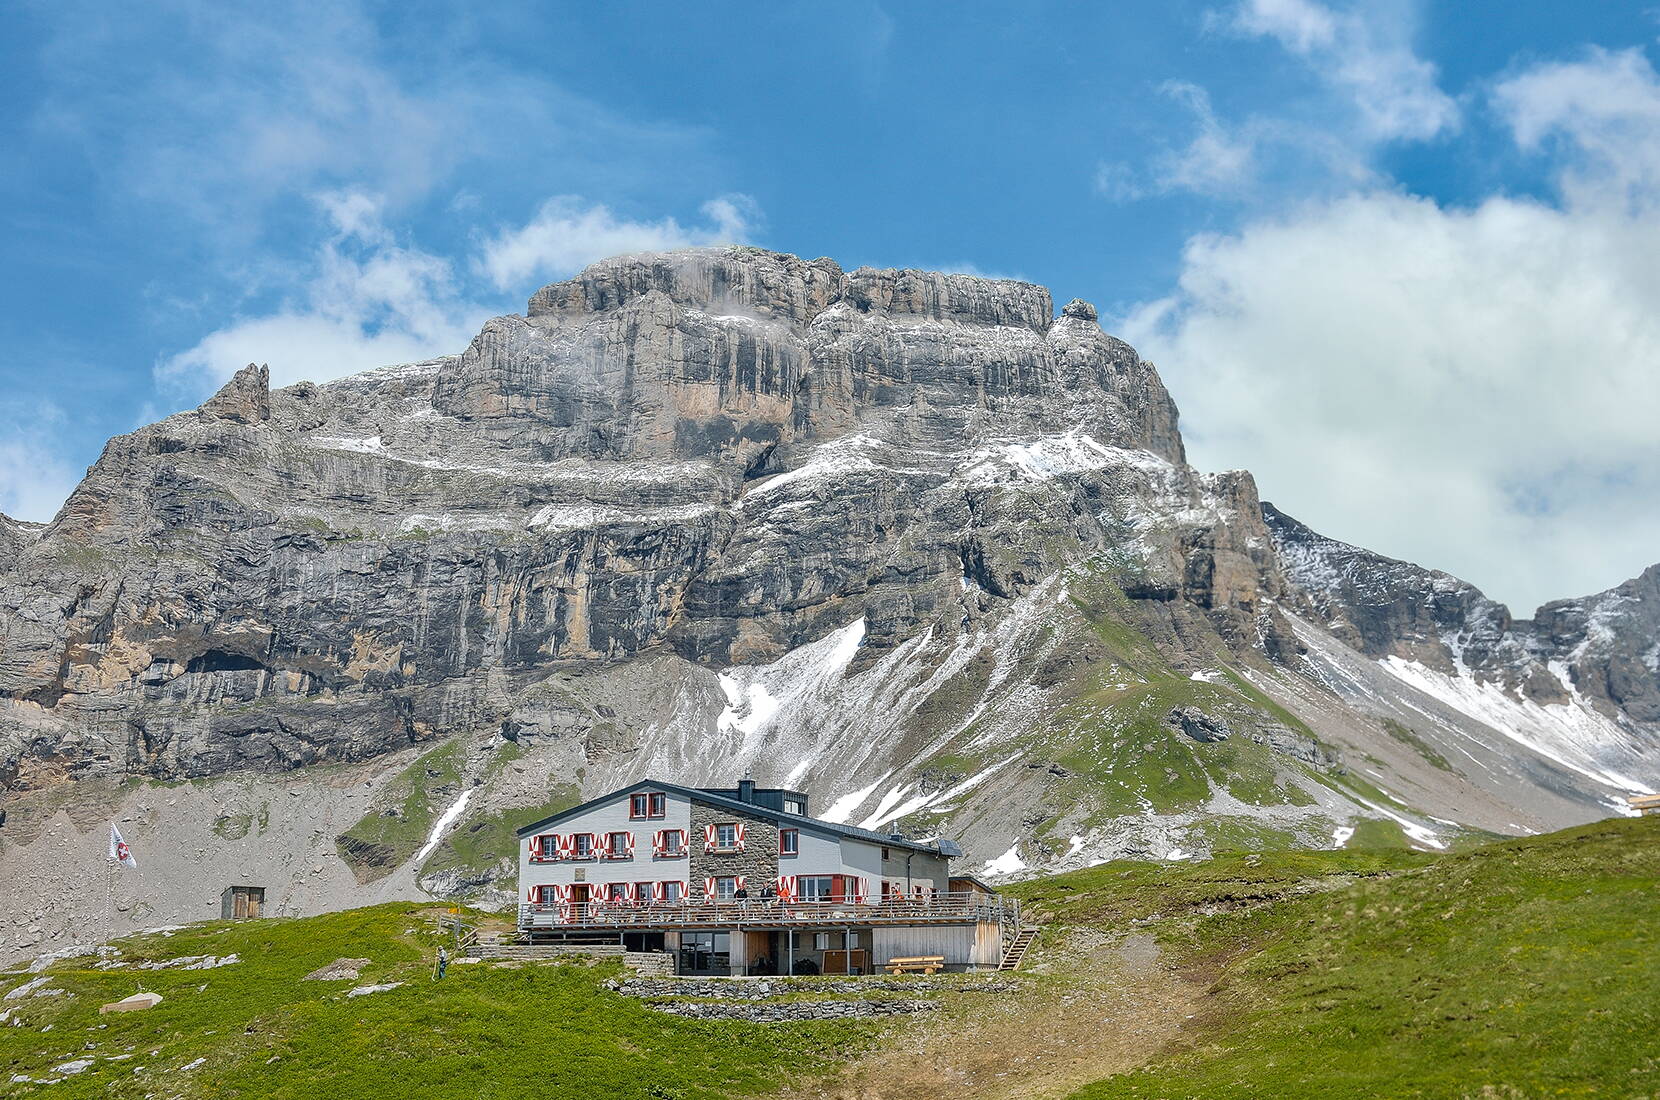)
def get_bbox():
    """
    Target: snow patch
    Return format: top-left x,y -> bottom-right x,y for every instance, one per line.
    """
982,845 -> 1026,876
1331,826 -> 1355,848
1377,657 -> 1655,794
747,435 -> 884,497
715,618 -> 867,771
820,772 -> 891,825
859,759 -> 1013,831
414,789 -> 473,863
527,502 -> 718,531
310,435 -> 385,454
1345,792 -> 1445,850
